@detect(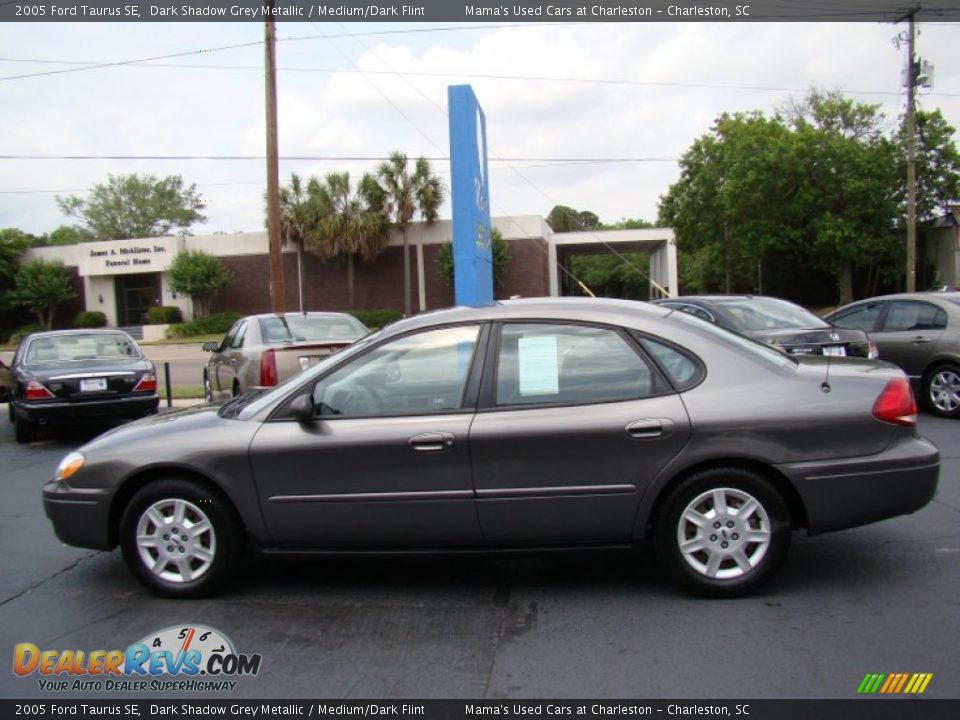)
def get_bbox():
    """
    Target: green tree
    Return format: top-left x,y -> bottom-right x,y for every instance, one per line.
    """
48,225 -> 97,246
436,228 -> 511,290
897,108 -> 960,224
546,206 -> 601,232
167,250 -> 231,320
376,152 -> 444,316
659,92 -> 900,304
8,259 -> 77,328
278,173 -> 317,312
306,172 -> 390,309
57,173 -> 206,240
0,229 -> 33,286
